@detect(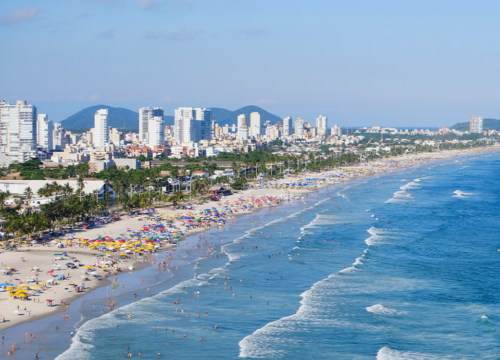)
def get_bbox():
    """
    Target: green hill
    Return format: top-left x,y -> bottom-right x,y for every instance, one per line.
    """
210,105 -> 284,127
451,118 -> 500,131
61,105 -> 284,130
